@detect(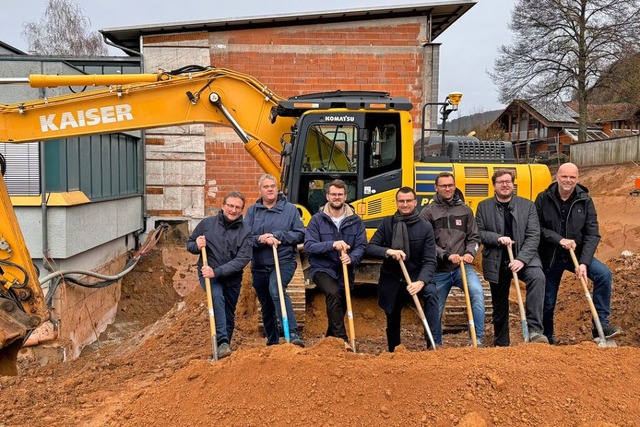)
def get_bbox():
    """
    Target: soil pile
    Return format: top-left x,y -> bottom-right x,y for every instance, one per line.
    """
1,163 -> 640,427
